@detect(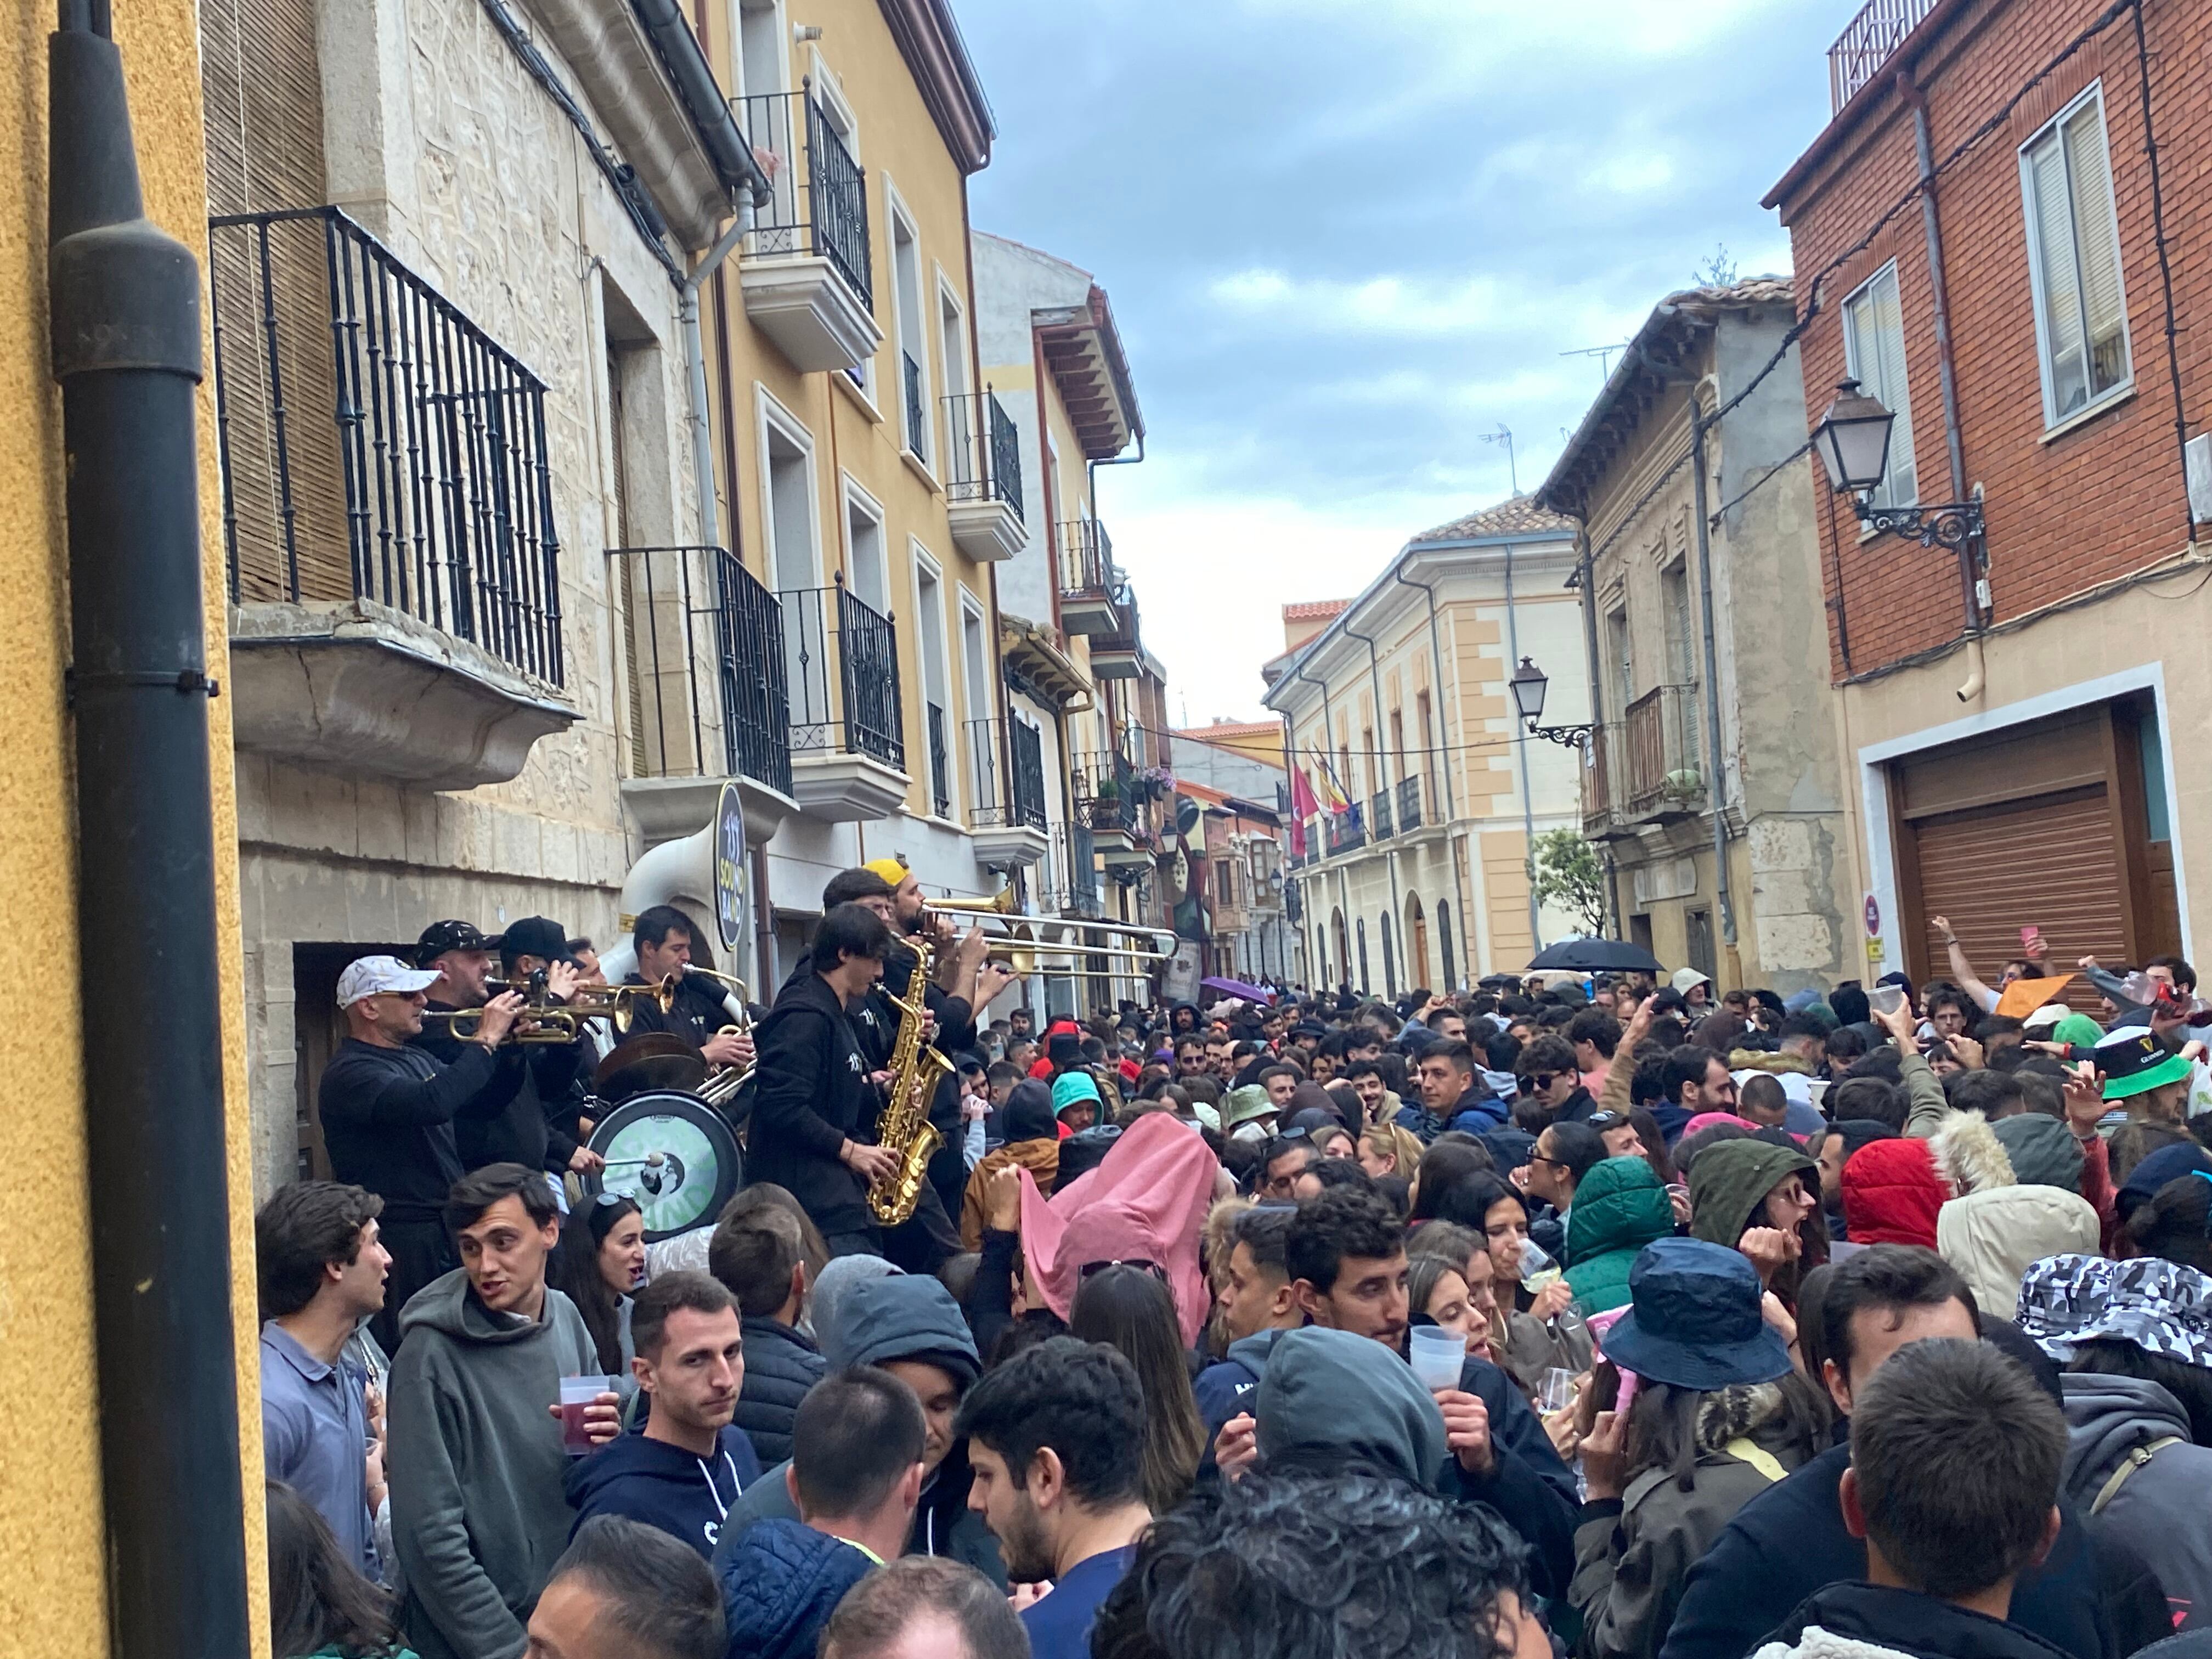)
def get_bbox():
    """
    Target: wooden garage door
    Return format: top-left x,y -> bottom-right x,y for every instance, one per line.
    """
1910,785 -> 2126,1006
